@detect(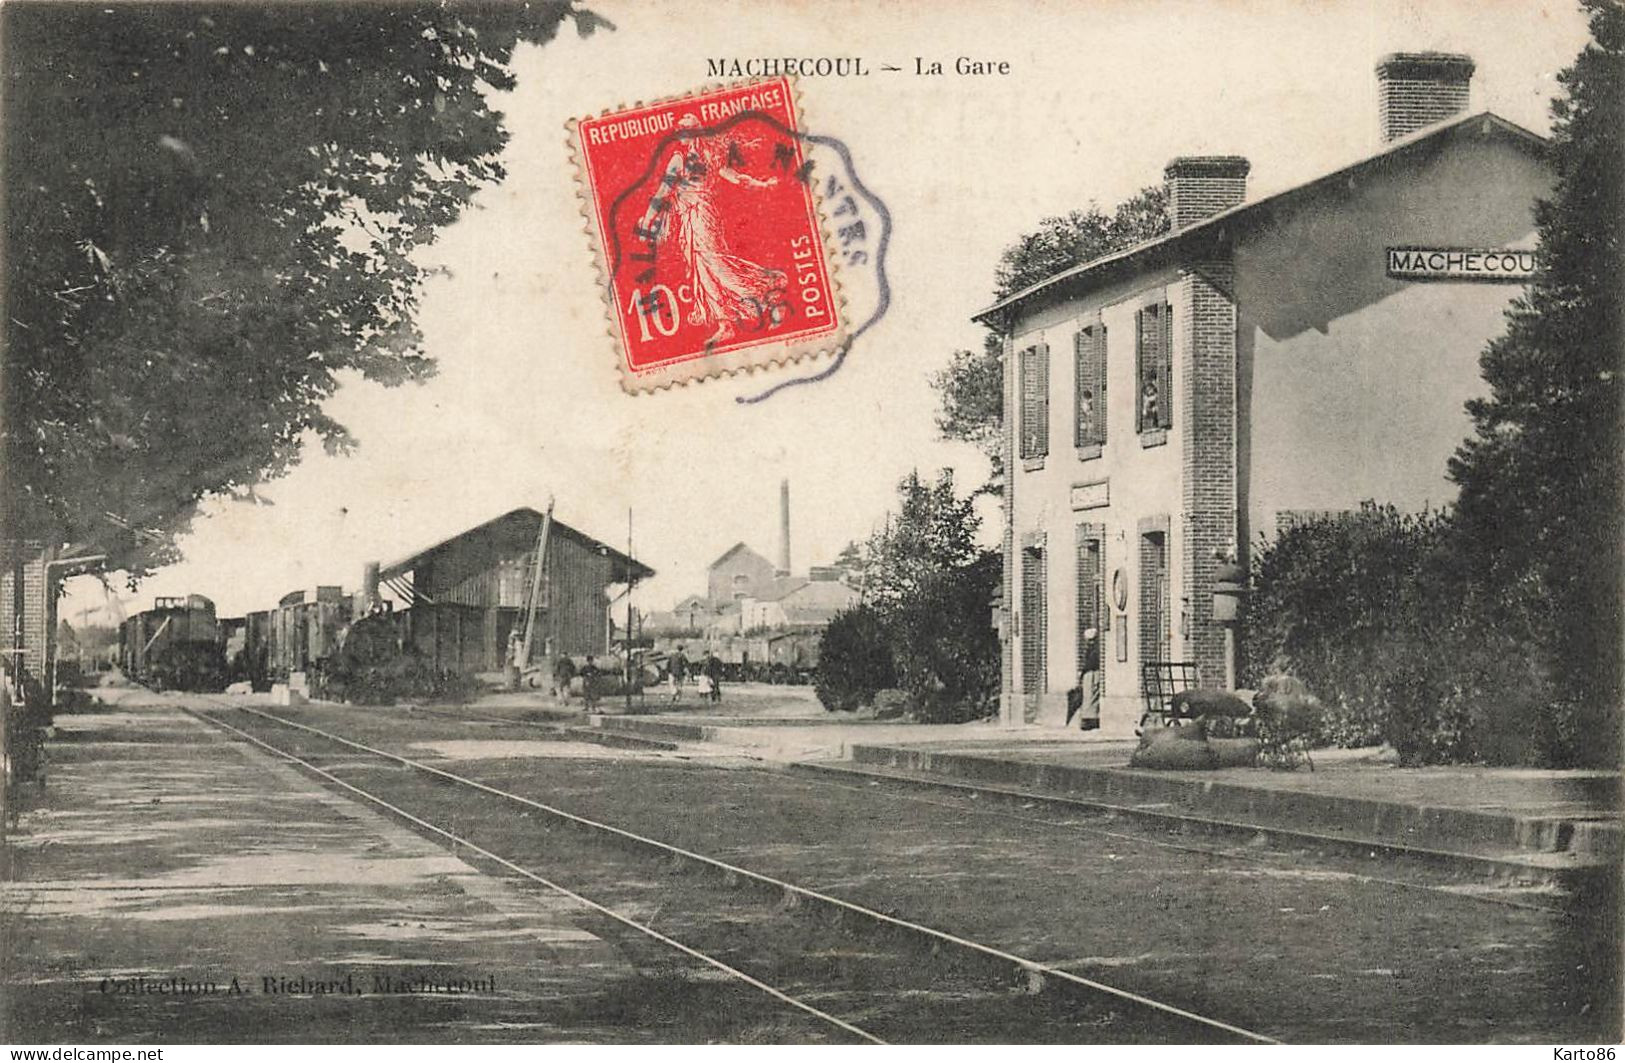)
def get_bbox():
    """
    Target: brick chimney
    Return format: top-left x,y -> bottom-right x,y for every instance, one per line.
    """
1163,156 -> 1250,230
1376,52 -> 1475,143
776,479 -> 791,578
